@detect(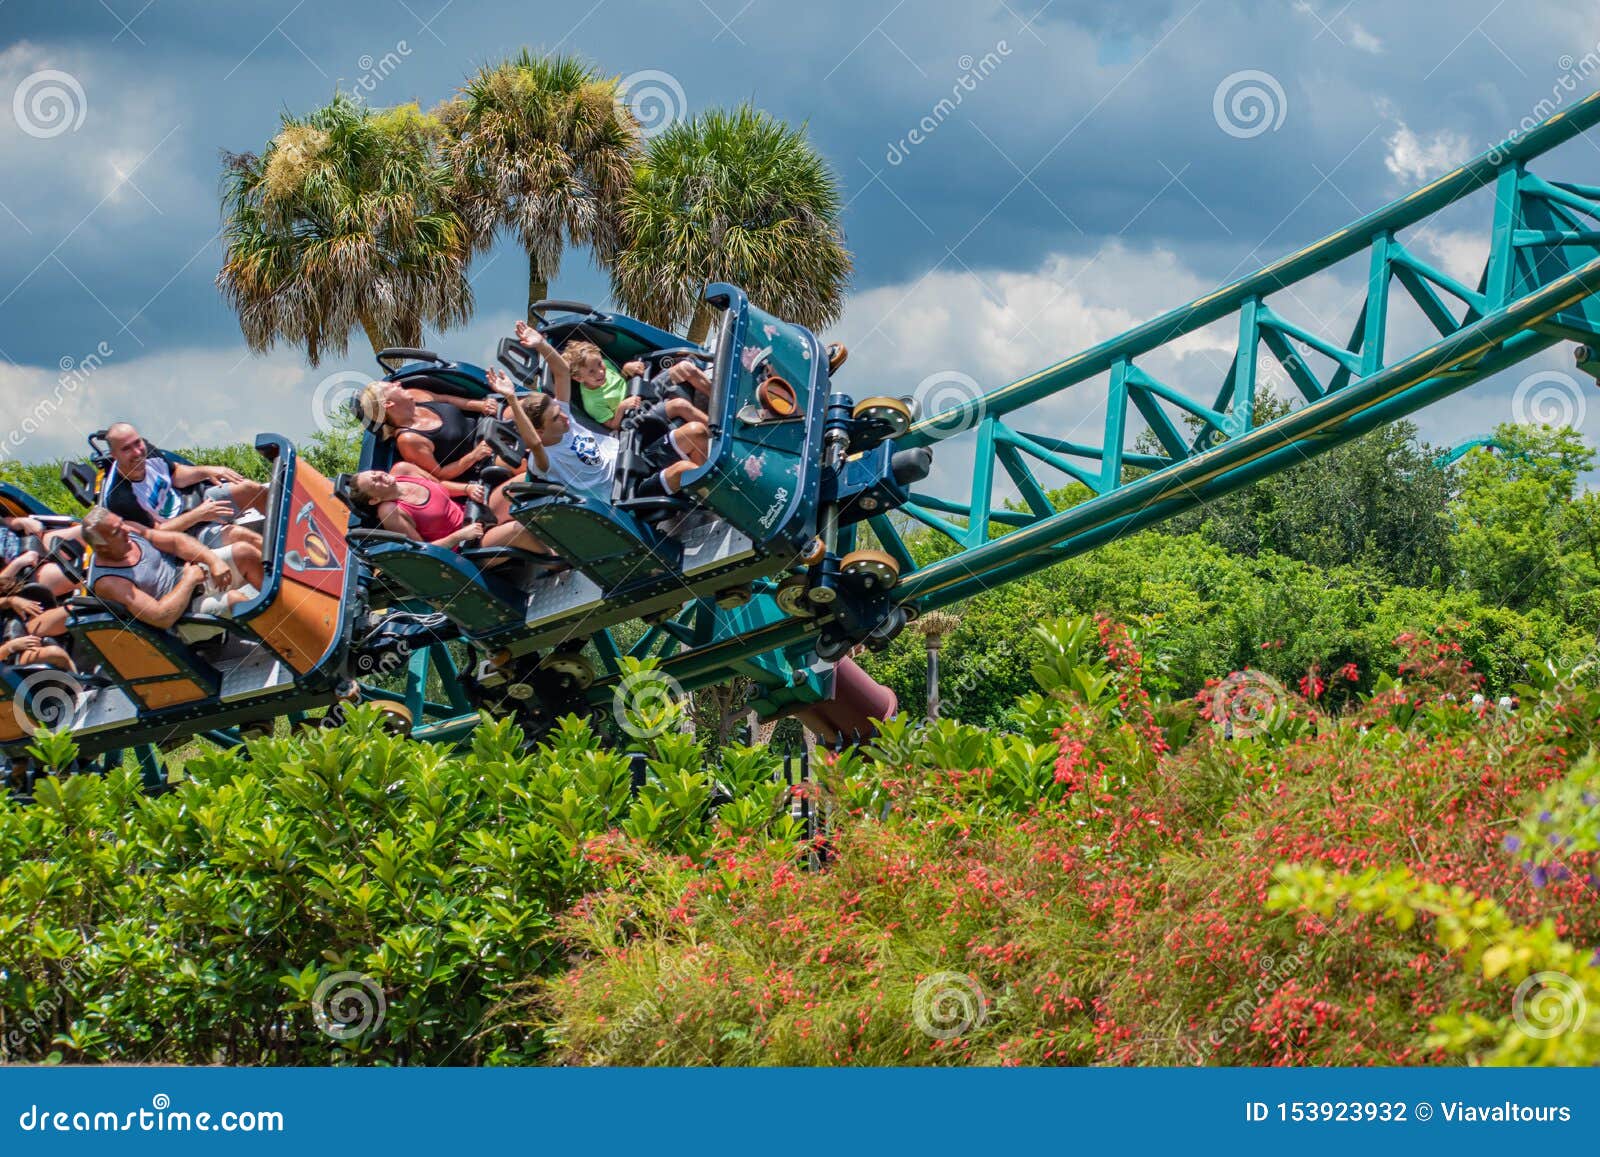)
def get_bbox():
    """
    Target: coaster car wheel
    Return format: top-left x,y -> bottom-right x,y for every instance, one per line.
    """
852,396 -> 913,440
374,701 -> 414,736
716,585 -> 752,609
775,574 -> 815,617
815,633 -> 853,663
542,652 -> 595,690
840,548 -> 900,591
